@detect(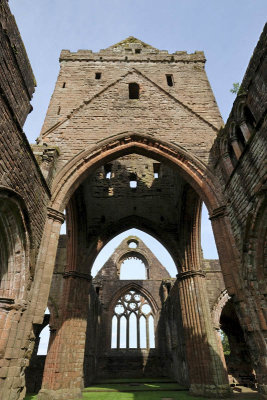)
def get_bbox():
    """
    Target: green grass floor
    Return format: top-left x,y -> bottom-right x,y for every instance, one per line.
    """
25,379 -> 261,400
25,391 -> 203,400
